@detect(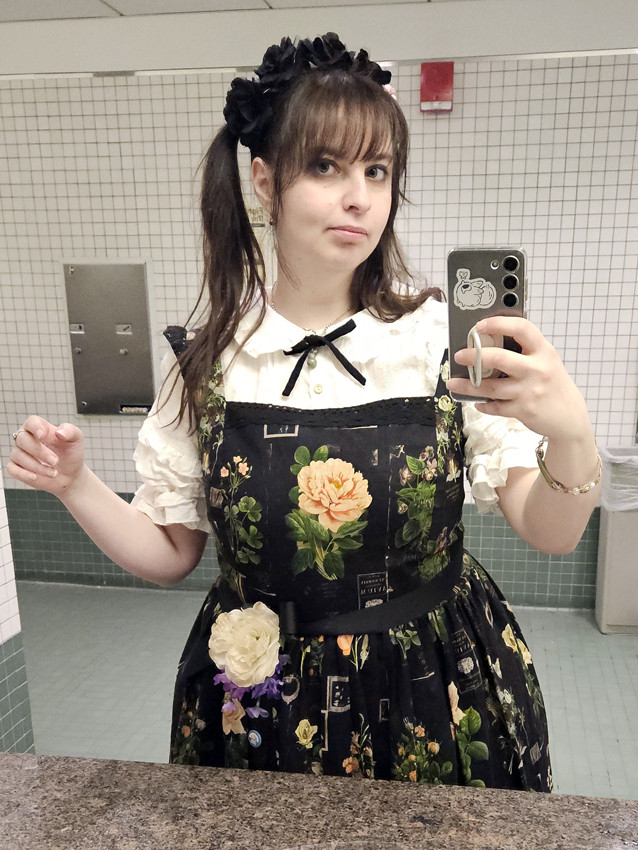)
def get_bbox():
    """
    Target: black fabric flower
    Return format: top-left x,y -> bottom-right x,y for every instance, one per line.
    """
255,36 -> 308,90
301,32 -> 354,72
352,49 -> 392,86
223,77 -> 271,150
